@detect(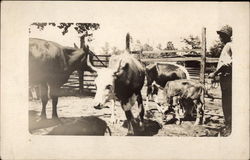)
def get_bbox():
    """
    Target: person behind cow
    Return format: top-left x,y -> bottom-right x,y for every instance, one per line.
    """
209,25 -> 232,134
